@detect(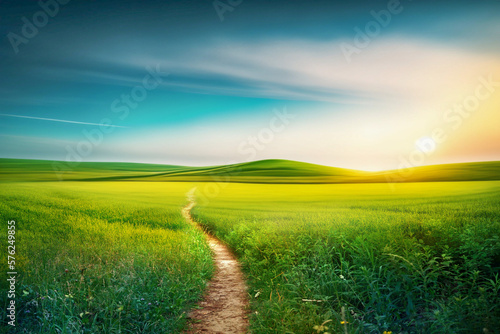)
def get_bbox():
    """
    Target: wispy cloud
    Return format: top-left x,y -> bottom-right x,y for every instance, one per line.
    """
0,114 -> 128,128
170,38 -> 500,102
60,37 -> 499,104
